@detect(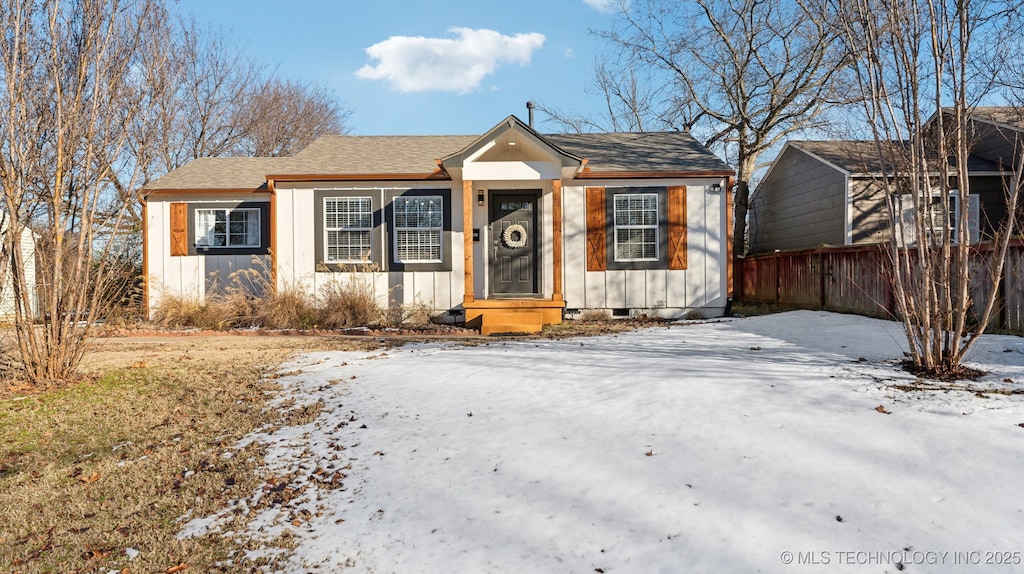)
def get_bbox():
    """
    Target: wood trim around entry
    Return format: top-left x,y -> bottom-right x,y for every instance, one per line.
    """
463,180 -> 474,304
552,179 -> 563,301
